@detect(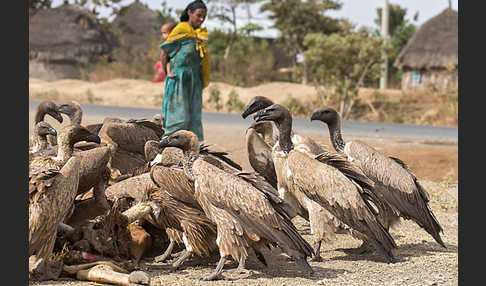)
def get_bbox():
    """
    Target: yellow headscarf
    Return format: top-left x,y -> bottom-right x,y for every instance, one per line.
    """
164,22 -> 210,89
